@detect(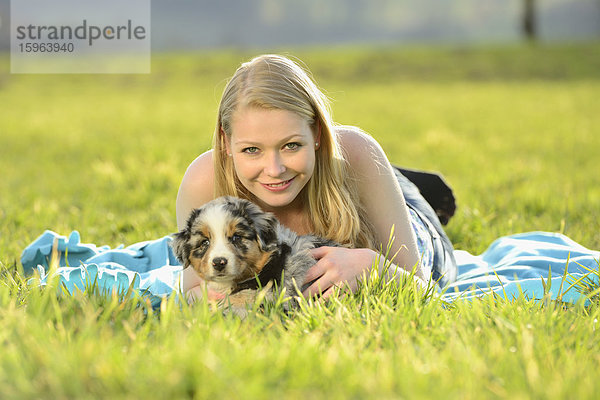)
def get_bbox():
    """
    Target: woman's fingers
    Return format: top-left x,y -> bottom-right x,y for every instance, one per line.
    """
303,247 -> 374,299
302,264 -> 341,297
302,267 -> 351,298
302,274 -> 330,298
308,246 -> 333,259
303,246 -> 335,283
303,260 -> 327,284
